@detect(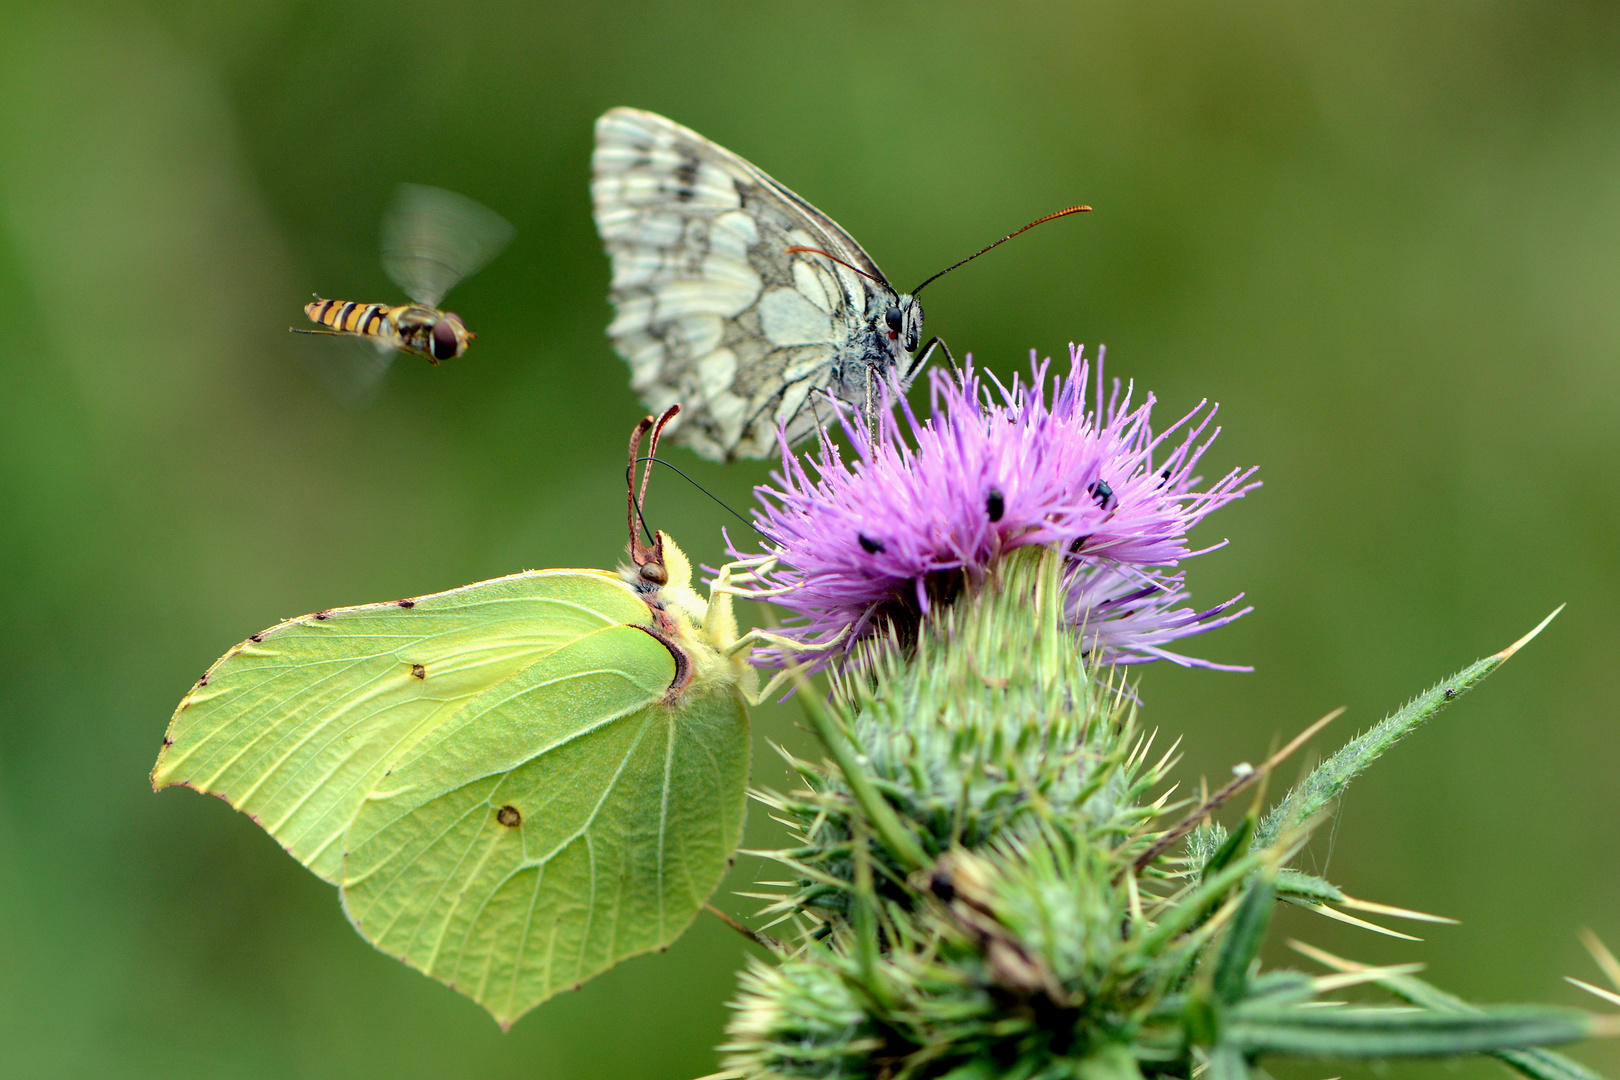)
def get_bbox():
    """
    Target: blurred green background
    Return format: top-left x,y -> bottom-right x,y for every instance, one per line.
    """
1,1 -> 1616,1076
